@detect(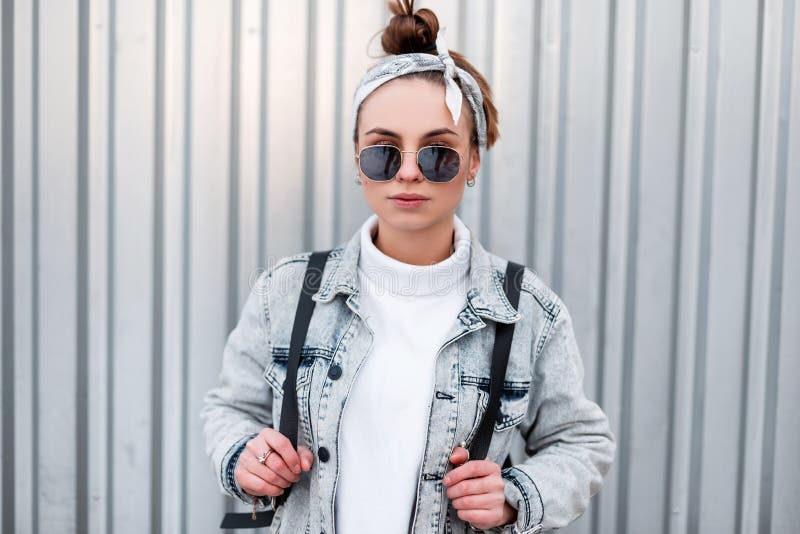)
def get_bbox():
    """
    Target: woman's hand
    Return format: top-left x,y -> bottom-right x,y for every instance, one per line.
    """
443,445 -> 517,530
234,428 -> 315,498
